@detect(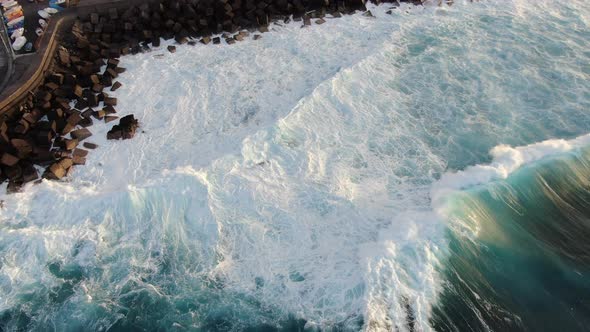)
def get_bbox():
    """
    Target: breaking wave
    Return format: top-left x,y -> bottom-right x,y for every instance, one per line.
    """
0,0 -> 589,330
